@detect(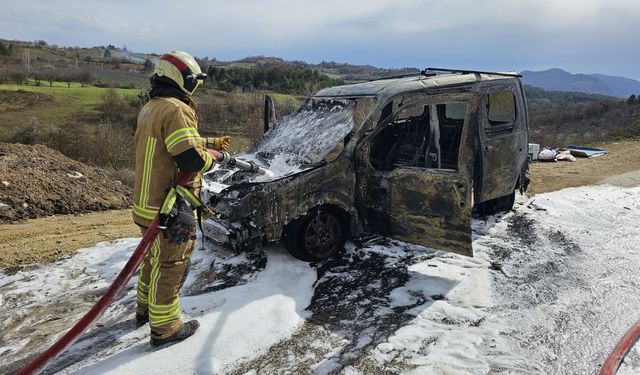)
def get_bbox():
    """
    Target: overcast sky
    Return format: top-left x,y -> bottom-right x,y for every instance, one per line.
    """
1,0 -> 639,79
